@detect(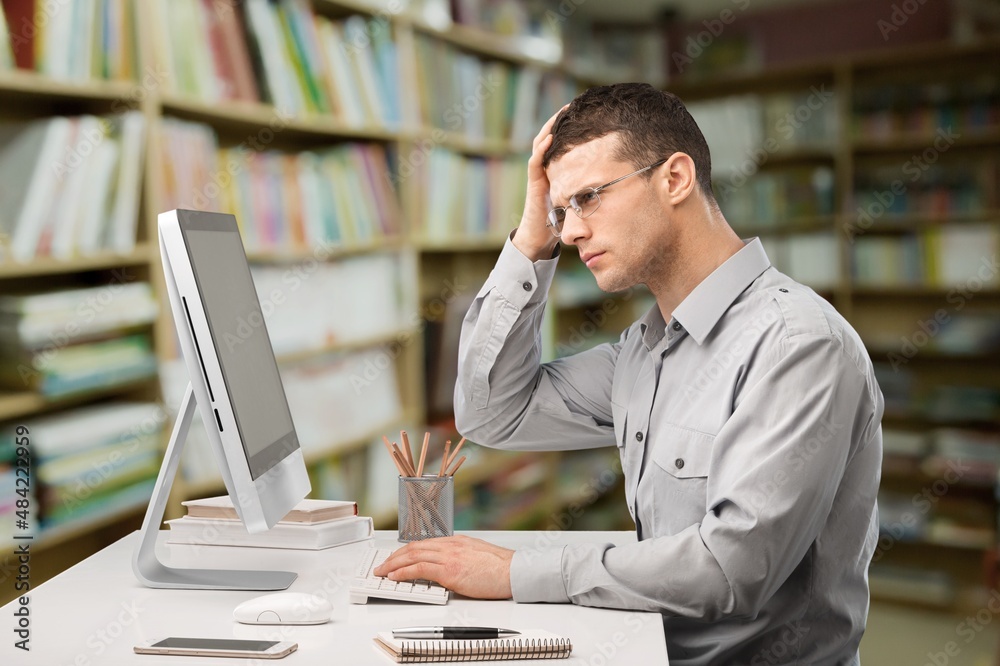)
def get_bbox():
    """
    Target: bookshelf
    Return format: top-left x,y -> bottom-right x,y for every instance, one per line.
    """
671,38 -> 1000,613
0,0 -> 619,603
